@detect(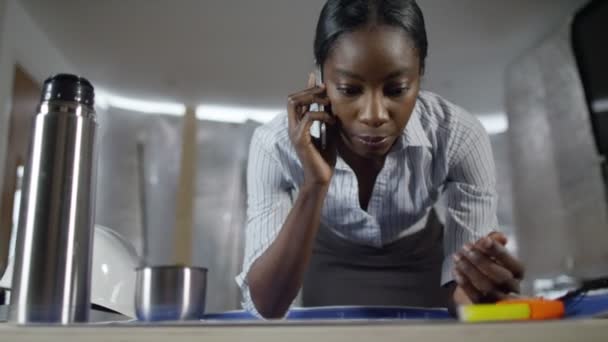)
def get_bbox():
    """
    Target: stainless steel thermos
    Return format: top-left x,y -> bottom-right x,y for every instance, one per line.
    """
9,74 -> 98,324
